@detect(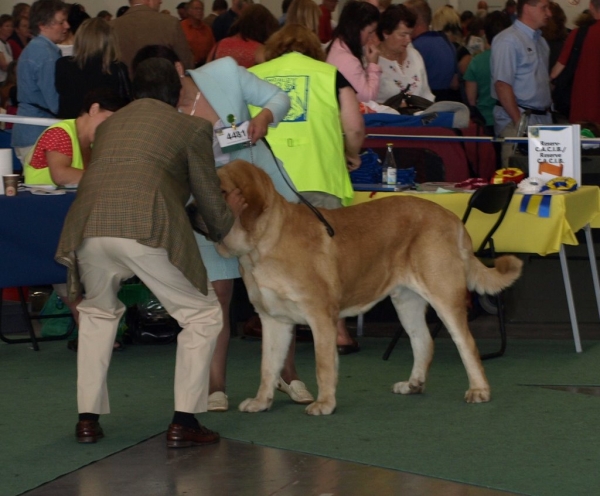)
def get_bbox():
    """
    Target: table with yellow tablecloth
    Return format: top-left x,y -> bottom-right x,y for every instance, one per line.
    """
352,185 -> 600,352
